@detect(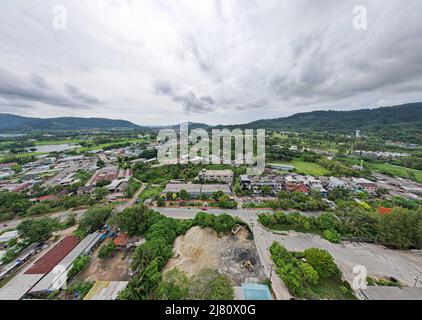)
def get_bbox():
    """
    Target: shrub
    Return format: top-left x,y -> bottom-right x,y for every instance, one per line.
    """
299,262 -> 319,285
323,229 -> 341,243
98,242 -> 116,259
68,255 -> 90,278
303,248 -> 340,279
